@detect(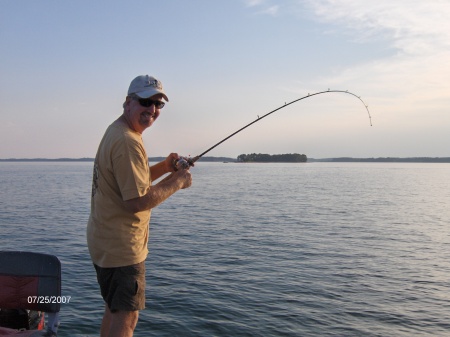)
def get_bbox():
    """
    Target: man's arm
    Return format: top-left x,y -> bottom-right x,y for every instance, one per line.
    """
150,153 -> 178,181
123,169 -> 192,213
